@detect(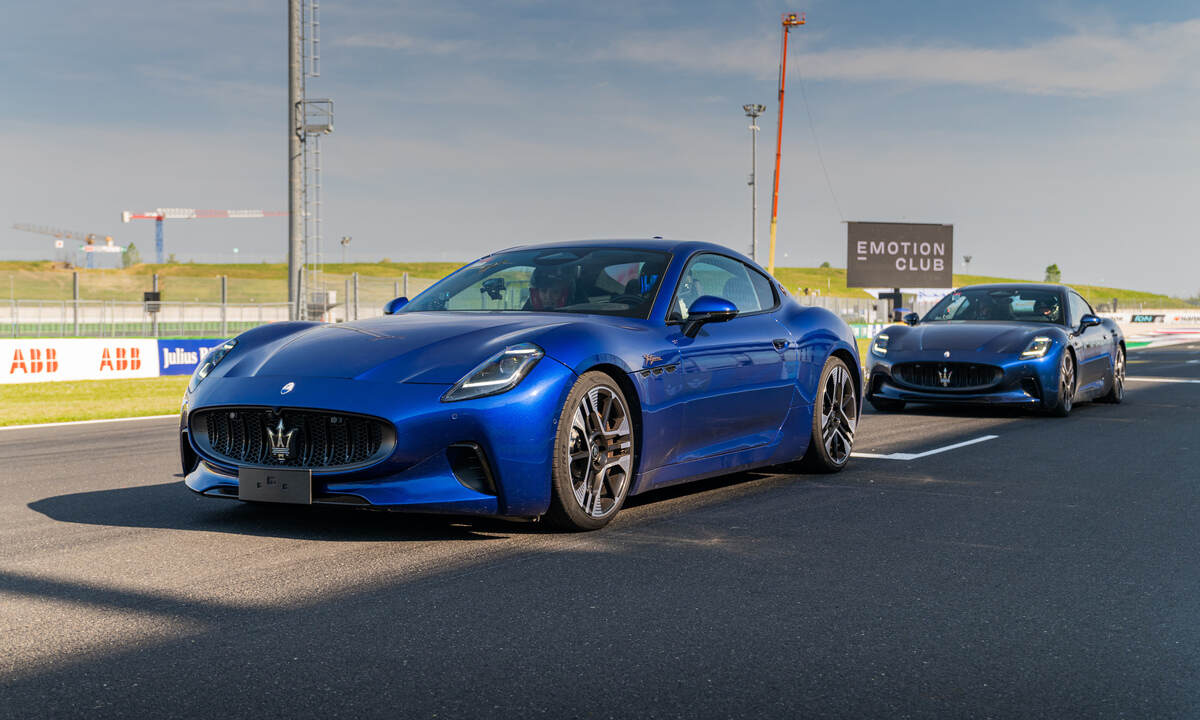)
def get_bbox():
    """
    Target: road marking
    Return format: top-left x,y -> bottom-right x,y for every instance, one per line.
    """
1125,377 -> 1200,384
0,414 -> 178,432
852,434 -> 999,461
